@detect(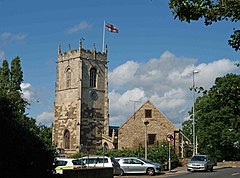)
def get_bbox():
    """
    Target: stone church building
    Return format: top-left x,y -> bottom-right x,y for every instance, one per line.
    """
52,41 -> 115,156
118,100 -> 190,158
52,41 -> 190,157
